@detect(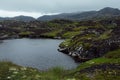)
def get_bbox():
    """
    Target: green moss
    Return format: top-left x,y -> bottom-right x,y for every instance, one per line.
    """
42,30 -> 61,37
93,70 -> 120,80
62,31 -> 80,38
0,62 -> 67,80
19,31 -> 33,35
68,56 -> 120,80
79,34 -> 97,40
73,69 -> 120,80
39,67 -> 66,80
83,43 -> 93,50
98,30 -> 112,40
73,26 -> 88,31
104,49 -> 120,59
59,39 -> 71,48
0,57 -> 119,80
76,58 -> 120,71
46,22 -> 61,29
62,33 -> 96,50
